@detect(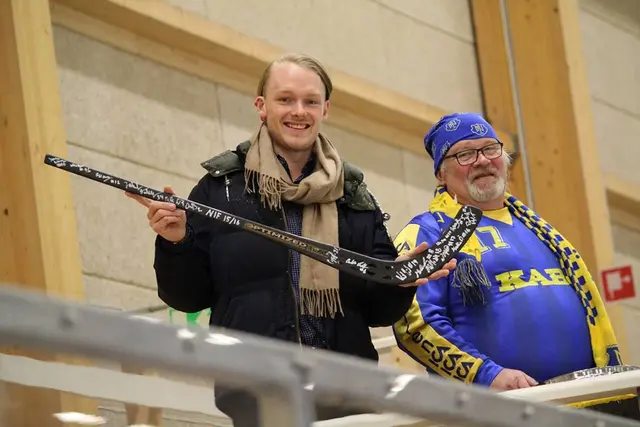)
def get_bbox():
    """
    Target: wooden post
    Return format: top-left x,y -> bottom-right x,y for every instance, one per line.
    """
0,0 -> 98,423
471,0 -> 627,359
471,0 -> 530,204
